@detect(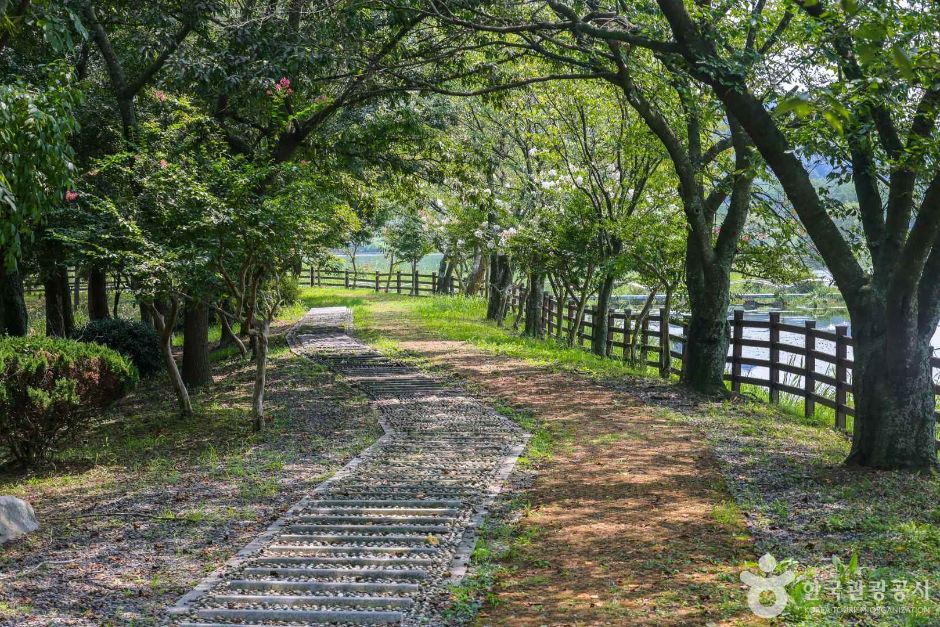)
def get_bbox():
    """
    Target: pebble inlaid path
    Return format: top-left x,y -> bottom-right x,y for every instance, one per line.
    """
168,307 -> 528,626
